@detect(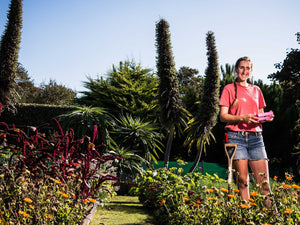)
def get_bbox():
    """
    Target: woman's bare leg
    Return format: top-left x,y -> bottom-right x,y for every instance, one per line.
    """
249,159 -> 272,208
233,159 -> 250,201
